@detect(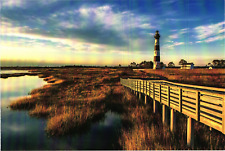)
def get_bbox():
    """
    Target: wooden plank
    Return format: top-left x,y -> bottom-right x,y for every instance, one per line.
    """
200,95 -> 223,105
200,107 -> 223,118
182,102 -> 196,112
182,109 -> 196,119
182,93 -> 196,100
170,101 -> 179,107
161,100 -> 168,105
170,93 -> 179,99
161,85 -> 167,89
161,88 -> 168,93
170,103 -> 179,111
170,98 -> 179,105
155,96 -> 160,102
182,91 -> 195,99
170,89 -> 179,94
170,95 -> 179,102
200,91 -> 225,98
170,90 -> 179,95
161,93 -> 168,98
170,87 -> 179,91
200,101 -> 223,112
201,116 -> 222,133
200,112 -> 222,124
182,96 -> 196,104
